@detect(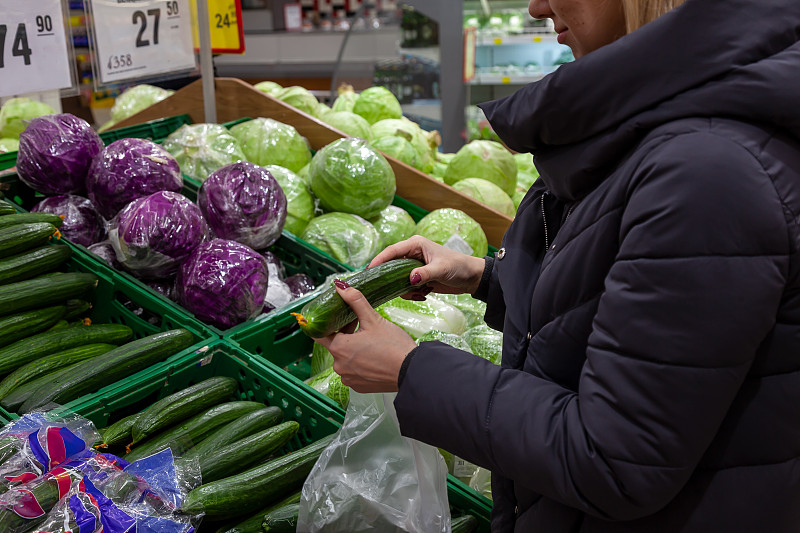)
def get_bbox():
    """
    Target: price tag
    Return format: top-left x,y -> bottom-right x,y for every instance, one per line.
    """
0,0 -> 73,97
501,76 -> 511,84
88,0 -> 196,85
533,36 -> 542,43
190,0 -> 244,54
493,37 -> 503,45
